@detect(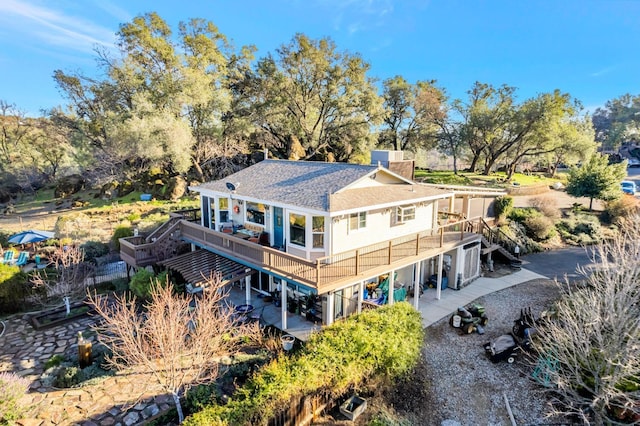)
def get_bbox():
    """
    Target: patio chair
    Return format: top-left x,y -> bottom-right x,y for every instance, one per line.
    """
2,251 -> 14,264
247,305 -> 266,326
186,283 -> 204,296
14,252 -> 29,267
